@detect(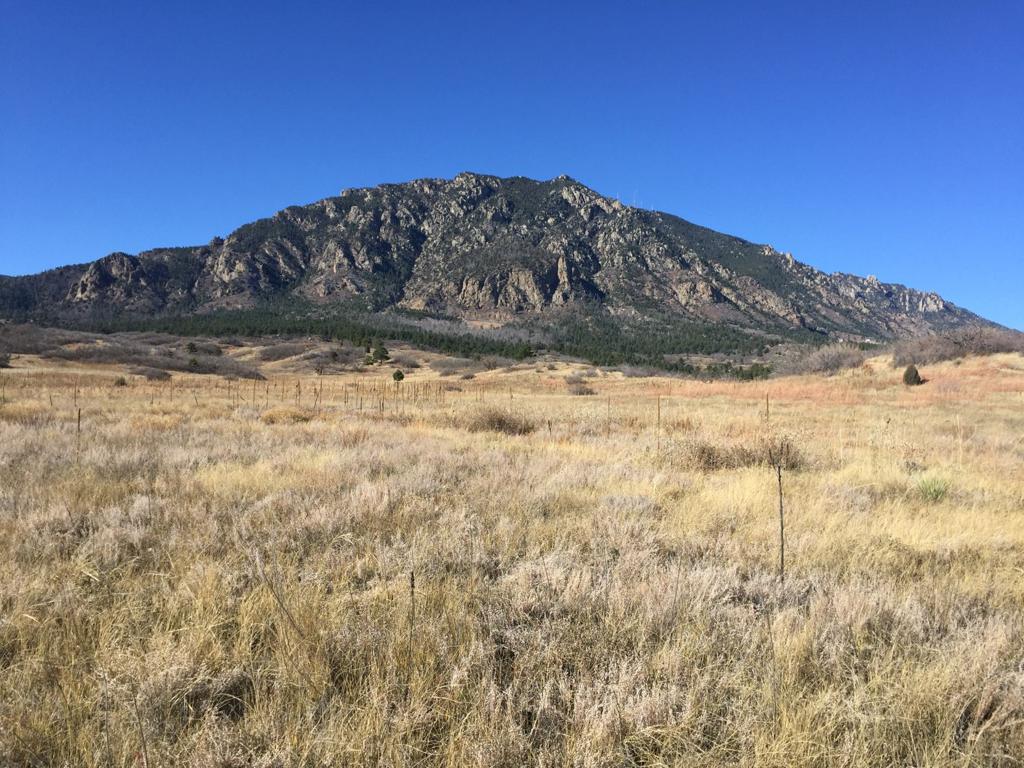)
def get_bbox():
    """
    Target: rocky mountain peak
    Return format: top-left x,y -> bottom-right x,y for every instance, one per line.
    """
0,173 -> 991,344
